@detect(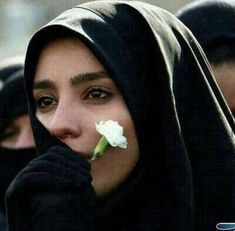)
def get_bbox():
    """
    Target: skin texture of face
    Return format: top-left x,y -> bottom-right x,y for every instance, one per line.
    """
0,114 -> 35,149
33,37 -> 139,197
211,62 -> 235,114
